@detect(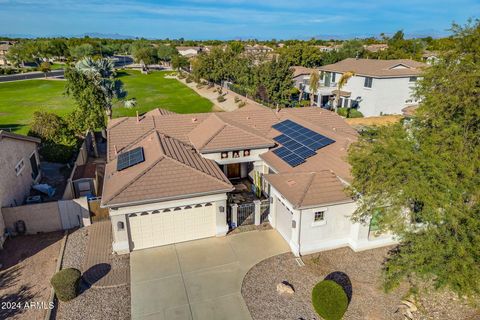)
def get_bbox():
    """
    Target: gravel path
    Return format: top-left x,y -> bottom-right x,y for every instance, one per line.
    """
242,247 -> 479,320
54,227 -> 130,320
